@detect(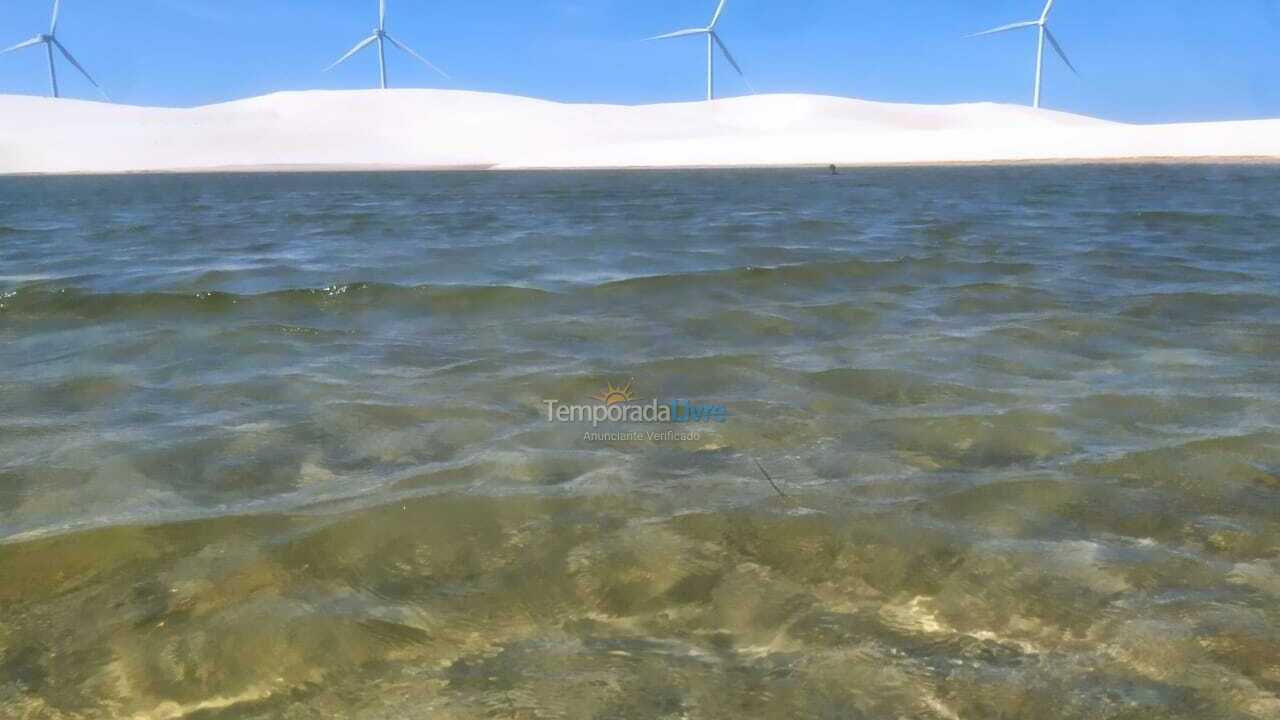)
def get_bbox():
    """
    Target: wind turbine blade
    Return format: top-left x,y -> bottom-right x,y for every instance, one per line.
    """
712,33 -> 744,76
968,20 -> 1038,38
646,28 -> 706,41
1044,27 -> 1078,75
50,0 -> 62,34
1,36 -> 45,55
380,0 -> 387,29
52,39 -> 108,98
709,0 -> 728,29
384,34 -> 450,80
324,34 -> 378,72
1041,0 -> 1057,22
